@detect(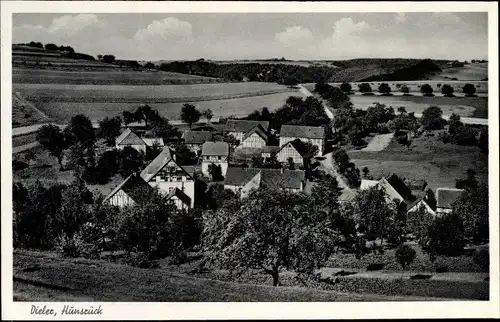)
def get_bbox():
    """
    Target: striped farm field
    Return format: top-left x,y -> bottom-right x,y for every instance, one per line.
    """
13,68 -> 220,85
13,83 -> 298,123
